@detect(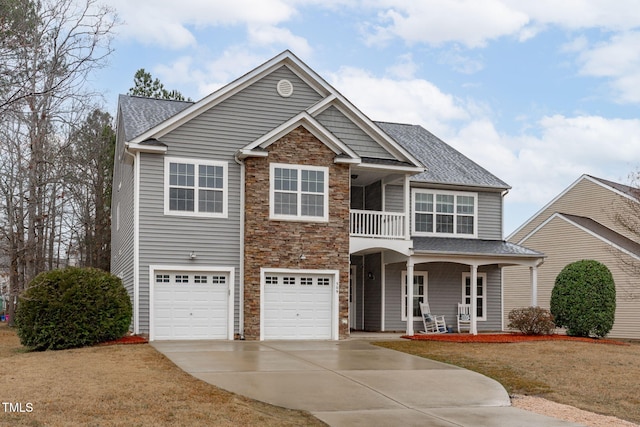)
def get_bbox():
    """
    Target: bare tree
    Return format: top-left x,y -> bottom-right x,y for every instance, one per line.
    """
0,0 -> 116,323
63,108 -> 115,271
